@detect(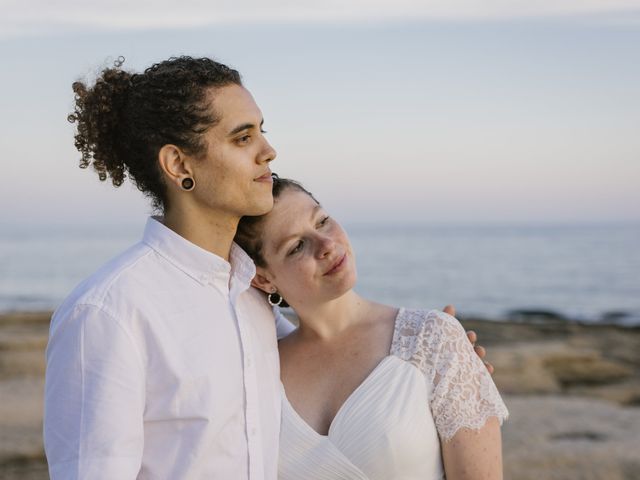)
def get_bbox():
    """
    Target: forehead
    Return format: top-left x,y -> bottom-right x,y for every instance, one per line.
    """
208,84 -> 262,127
262,189 -> 320,241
